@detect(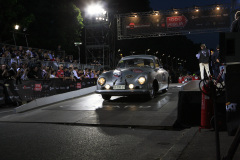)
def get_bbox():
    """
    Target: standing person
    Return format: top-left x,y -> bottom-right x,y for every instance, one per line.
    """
56,64 -> 64,78
1,64 -> 8,79
47,51 -> 53,60
26,47 -> 33,59
50,70 -> 57,78
63,66 -> 71,79
68,67 -> 75,81
89,69 -> 95,78
231,11 -> 240,32
72,67 -> 81,80
196,44 -> 211,80
209,49 -> 214,75
27,66 -> 39,79
211,45 -> 221,79
56,45 -> 65,59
